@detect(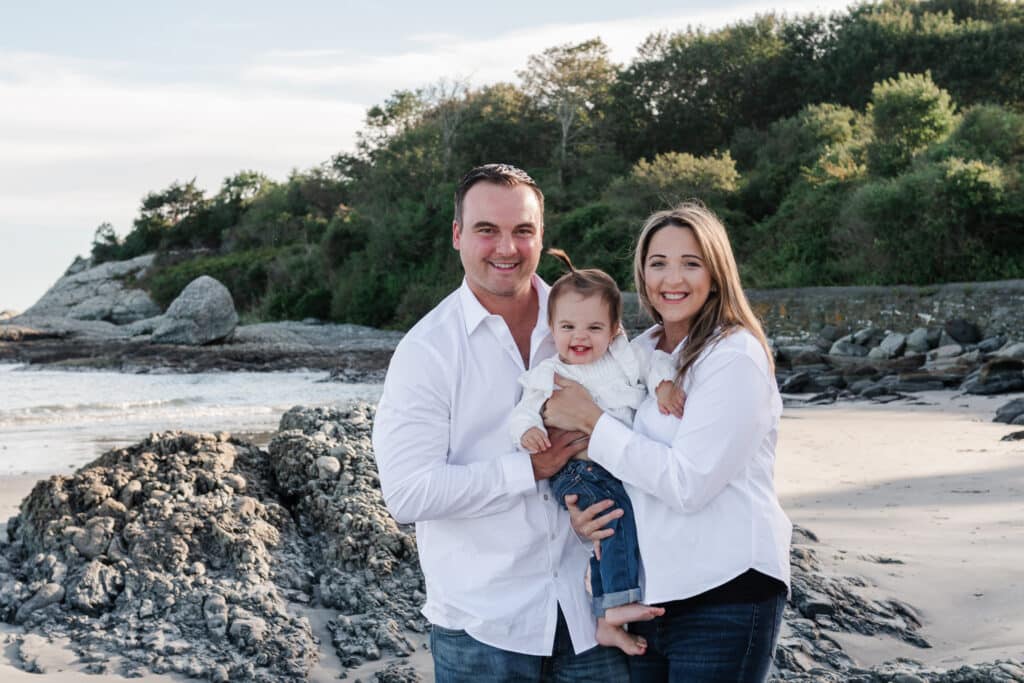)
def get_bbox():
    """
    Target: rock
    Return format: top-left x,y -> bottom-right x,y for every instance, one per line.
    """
816,324 -> 845,348
71,516 -> 116,559
151,276 -> 238,345
961,359 -> 1024,395
316,456 -> 341,479
944,318 -> 982,344
68,560 -> 123,613
939,329 -> 958,348
995,399 -> 1024,424
1,430 -> 321,680
1002,430 -> 1024,441
905,327 -> 931,353
878,332 -> 907,358
776,345 -> 824,367
123,315 -> 164,337
928,344 -> 964,360
829,340 -> 868,357
21,254 -> 160,324
15,583 -> 64,623
779,372 -> 817,393
994,341 -> 1024,360
977,335 -> 1007,353
852,327 -> 884,348
204,595 -> 229,640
